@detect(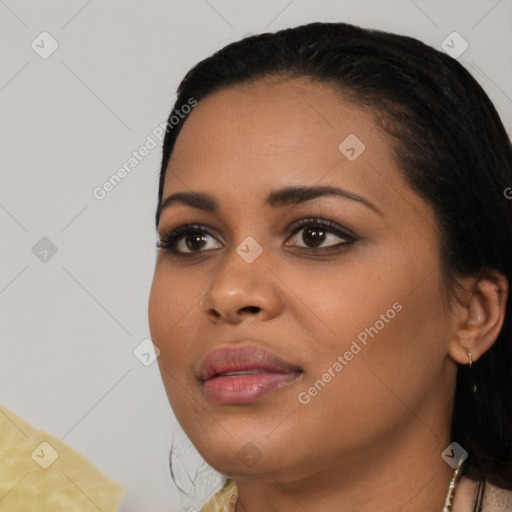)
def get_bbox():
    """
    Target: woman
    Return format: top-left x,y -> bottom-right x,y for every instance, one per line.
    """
148,22 -> 512,511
